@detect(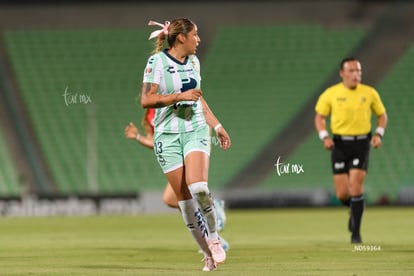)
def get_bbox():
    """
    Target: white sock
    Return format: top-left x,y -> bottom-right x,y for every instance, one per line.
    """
188,182 -> 219,240
178,199 -> 211,257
